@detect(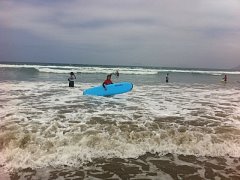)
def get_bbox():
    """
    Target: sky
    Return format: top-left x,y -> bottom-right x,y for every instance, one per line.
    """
0,0 -> 240,68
